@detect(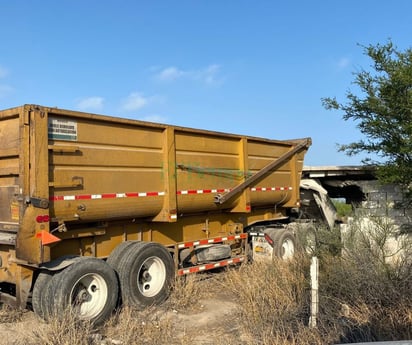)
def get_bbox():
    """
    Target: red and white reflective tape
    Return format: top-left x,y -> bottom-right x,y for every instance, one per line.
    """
178,233 -> 247,249
177,256 -> 246,276
177,186 -> 292,195
177,188 -> 231,195
250,186 -> 293,192
50,186 -> 292,201
50,191 -> 165,201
